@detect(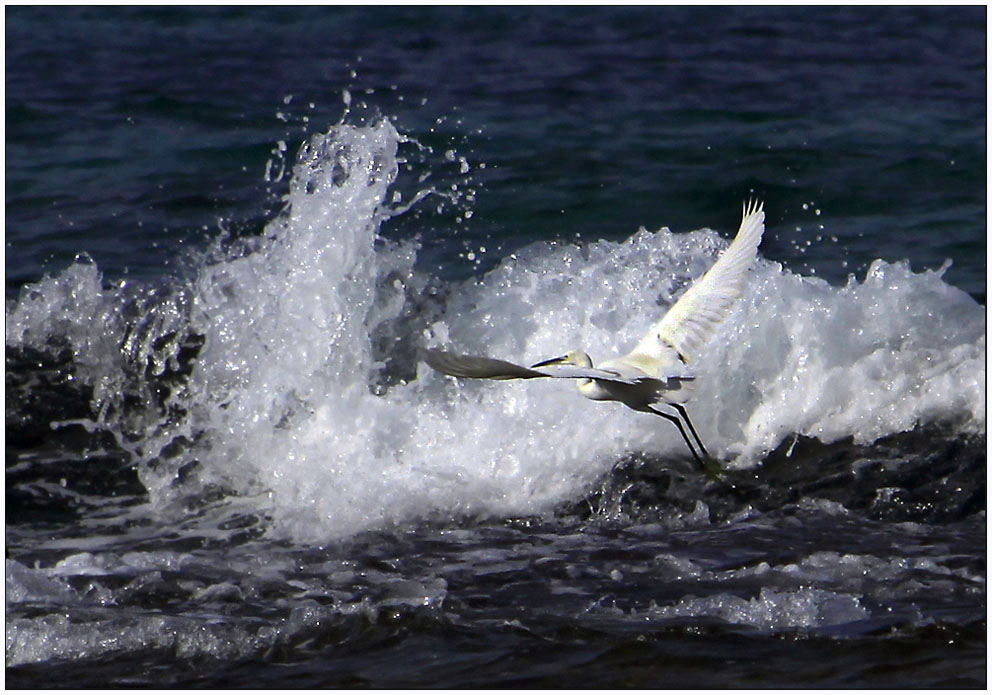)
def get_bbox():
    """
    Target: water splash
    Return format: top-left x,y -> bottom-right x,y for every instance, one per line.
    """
6,119 -> 985,543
